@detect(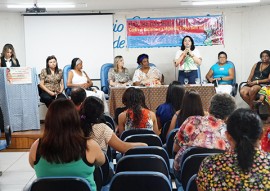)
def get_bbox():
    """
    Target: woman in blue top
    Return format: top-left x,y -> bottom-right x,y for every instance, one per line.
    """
206,51 -> 235,94
29,99 -> 105,191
